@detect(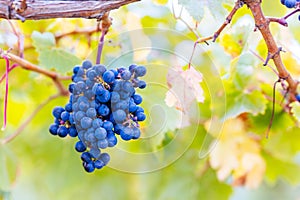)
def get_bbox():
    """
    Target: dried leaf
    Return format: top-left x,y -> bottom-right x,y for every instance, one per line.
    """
165,66 -> 204,112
